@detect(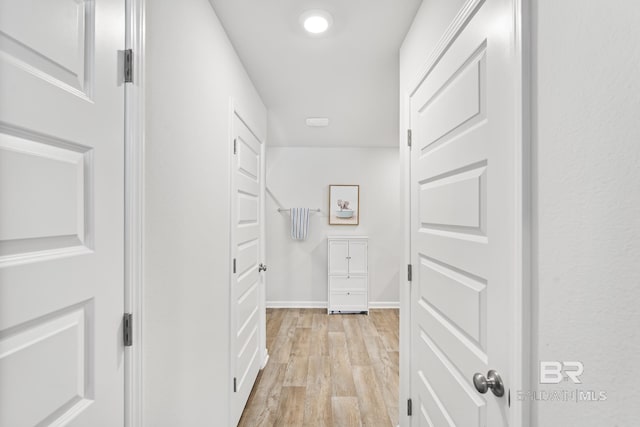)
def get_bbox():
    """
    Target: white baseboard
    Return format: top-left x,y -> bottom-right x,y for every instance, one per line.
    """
266,301 -> 400,309
266,301 -> 327,308
261,351 -> 269,369
369,301 -> 400,309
